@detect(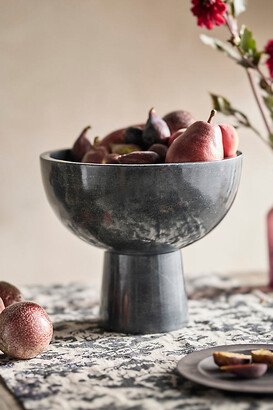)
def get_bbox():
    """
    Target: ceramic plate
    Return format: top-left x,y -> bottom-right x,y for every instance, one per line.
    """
177,344 -> 273,394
